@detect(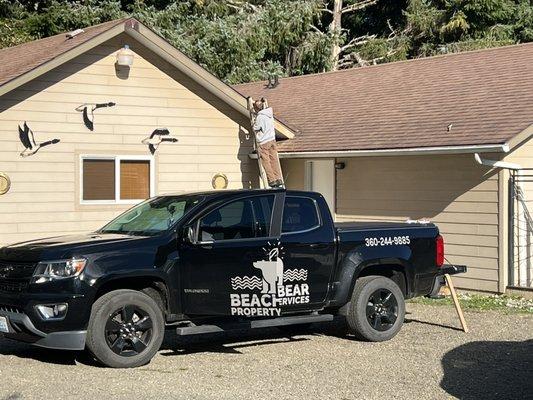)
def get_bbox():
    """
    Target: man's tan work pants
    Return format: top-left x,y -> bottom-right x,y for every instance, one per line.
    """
258,140 -> 283,184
